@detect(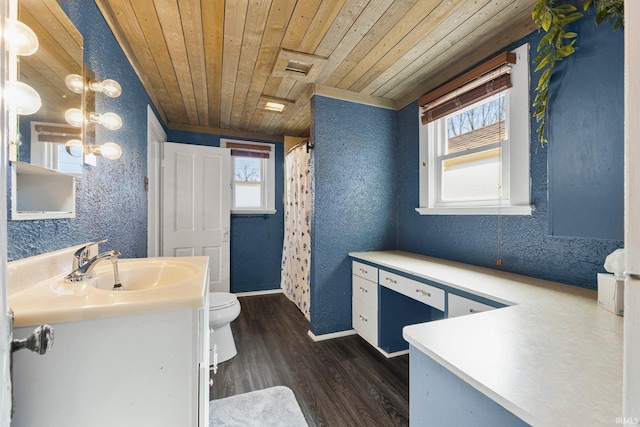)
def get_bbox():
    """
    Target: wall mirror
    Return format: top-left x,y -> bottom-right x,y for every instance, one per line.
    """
16,0 -> 83,175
